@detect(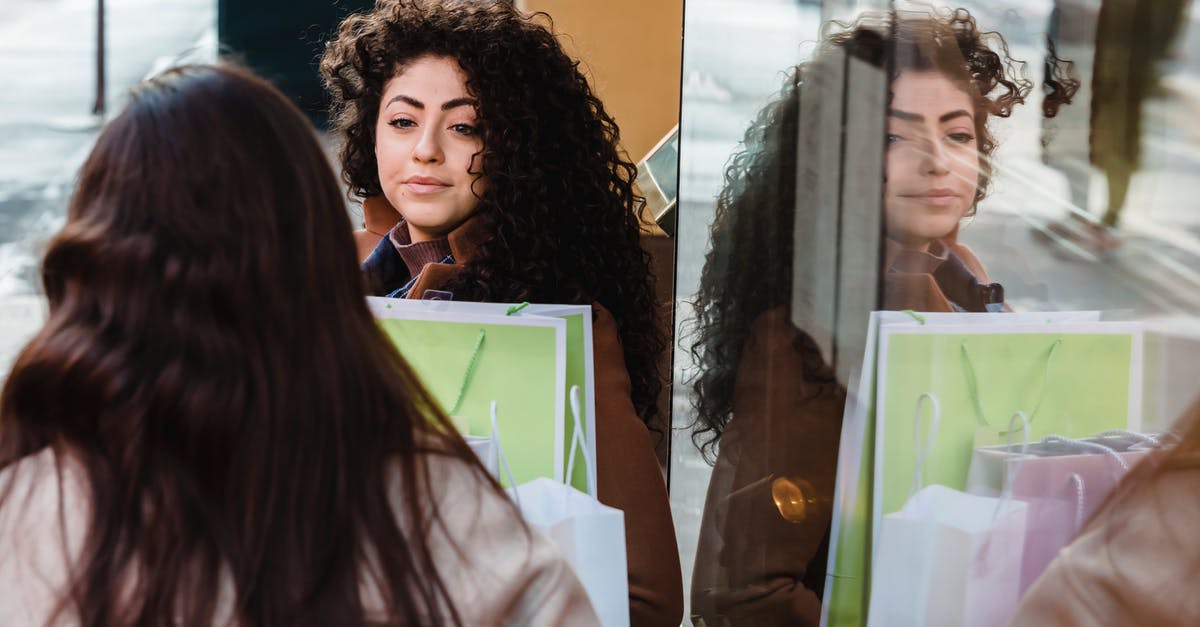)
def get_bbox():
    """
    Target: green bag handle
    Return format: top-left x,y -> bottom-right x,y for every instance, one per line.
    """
959,337 -> 1063,432
448,329 -> 486,417
447,302 -> 530,417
